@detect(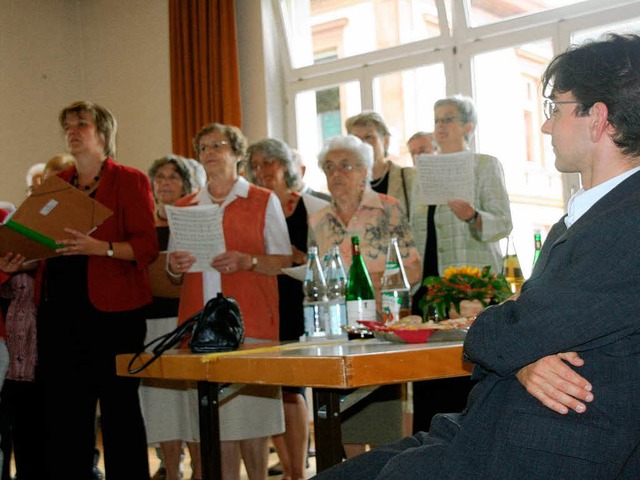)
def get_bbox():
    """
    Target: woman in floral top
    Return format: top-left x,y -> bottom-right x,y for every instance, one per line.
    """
308,135 -> 421,300
308,134 -> 422,457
